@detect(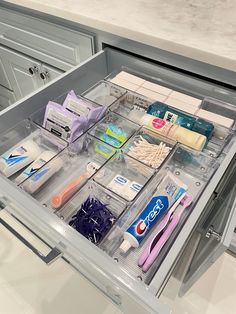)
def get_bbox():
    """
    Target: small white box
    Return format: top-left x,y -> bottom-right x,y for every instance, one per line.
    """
115,71 -> 145,86
196,109 -> 234,128
141,81 -> 172,96
170,91 -> 201,107
110,77 -> 140,92
136,87 -> 167,102
165,97 -> 199,115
